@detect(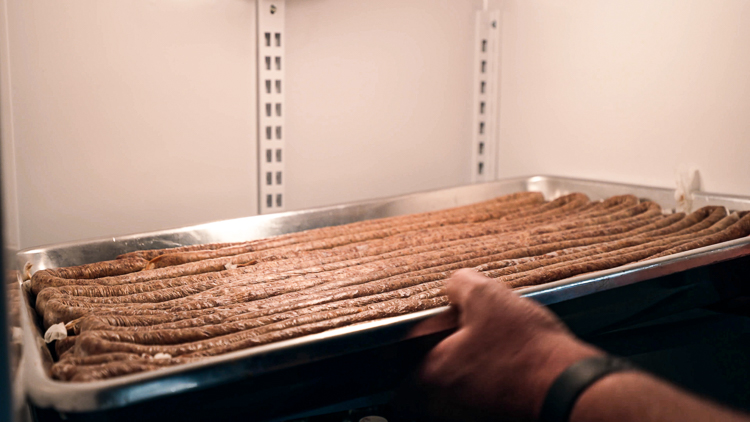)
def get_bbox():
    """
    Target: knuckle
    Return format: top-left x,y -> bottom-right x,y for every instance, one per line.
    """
453,268 -> 477,279
464,277 -> 491,298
